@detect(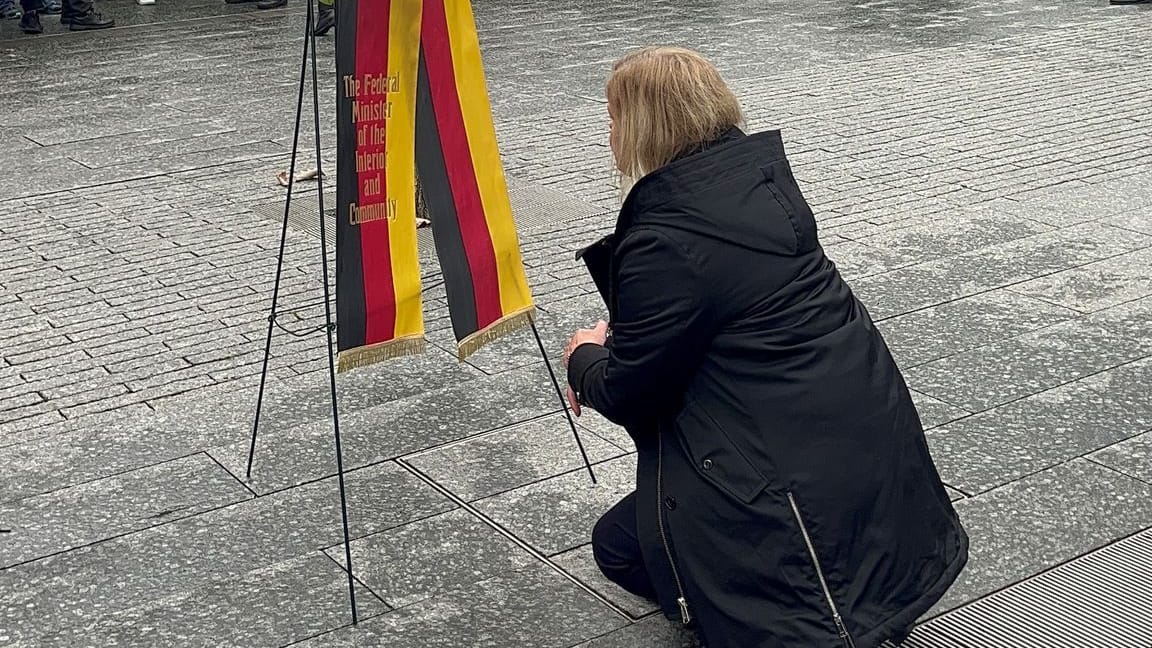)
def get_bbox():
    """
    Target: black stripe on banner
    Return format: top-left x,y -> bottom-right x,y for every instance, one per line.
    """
415,45 -> 480,341
334,0 -> 366,353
